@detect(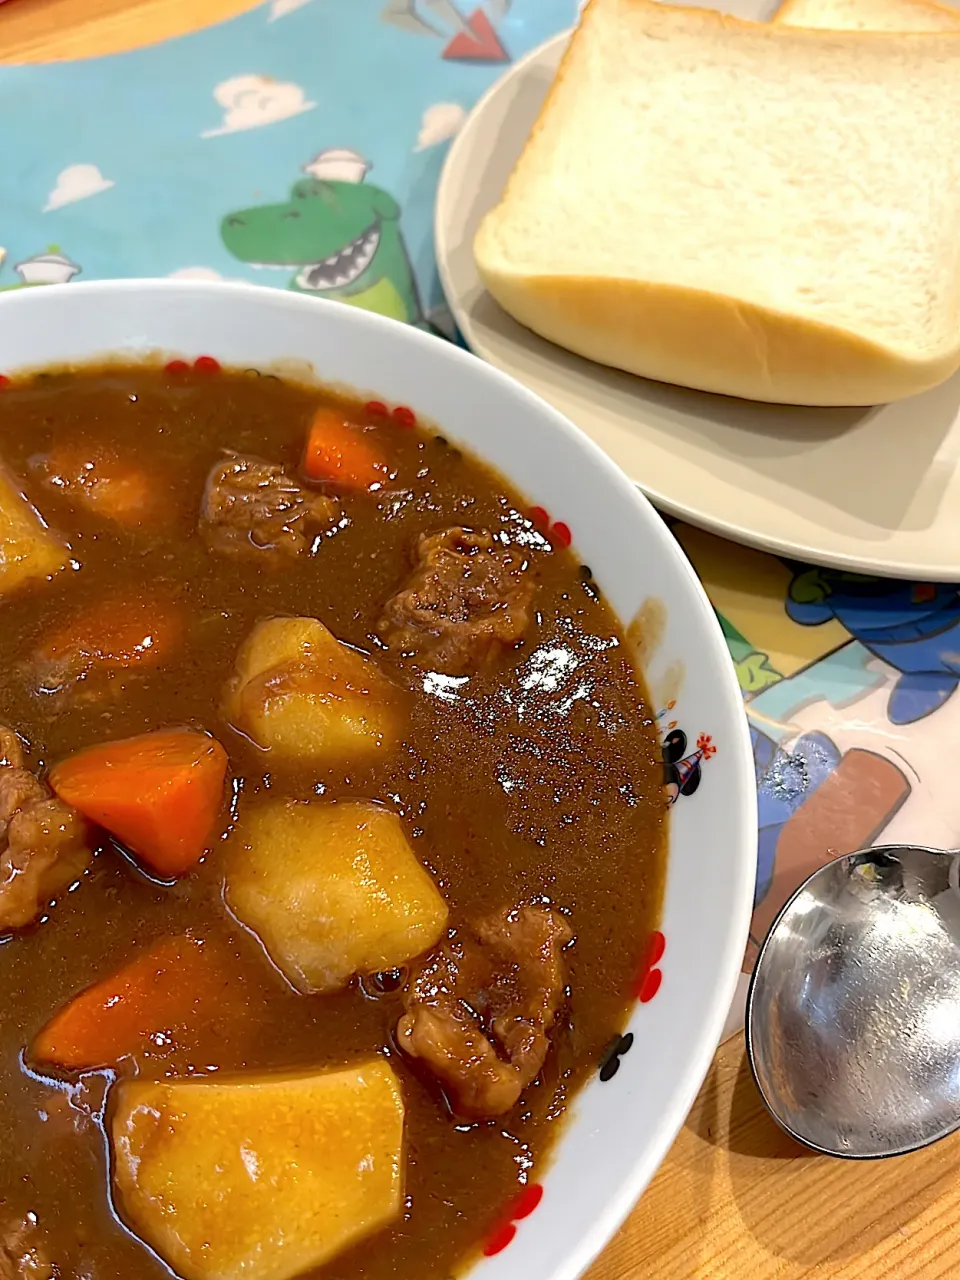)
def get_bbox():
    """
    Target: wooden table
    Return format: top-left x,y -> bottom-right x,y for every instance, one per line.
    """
4,1 -> 960,1273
